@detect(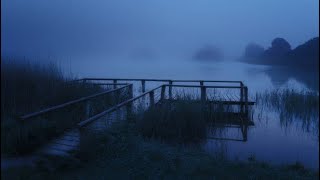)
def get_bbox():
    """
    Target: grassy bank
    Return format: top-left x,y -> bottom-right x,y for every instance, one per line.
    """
1,58 -> 125,155
2,120 -> 318,179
